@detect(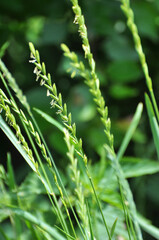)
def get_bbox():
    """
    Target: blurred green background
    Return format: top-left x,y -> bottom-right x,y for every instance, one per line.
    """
0,0 -> 159,236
